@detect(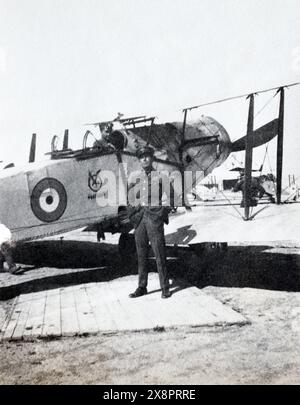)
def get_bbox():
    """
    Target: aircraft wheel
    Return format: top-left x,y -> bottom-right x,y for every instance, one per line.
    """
118,233 -> 136,260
